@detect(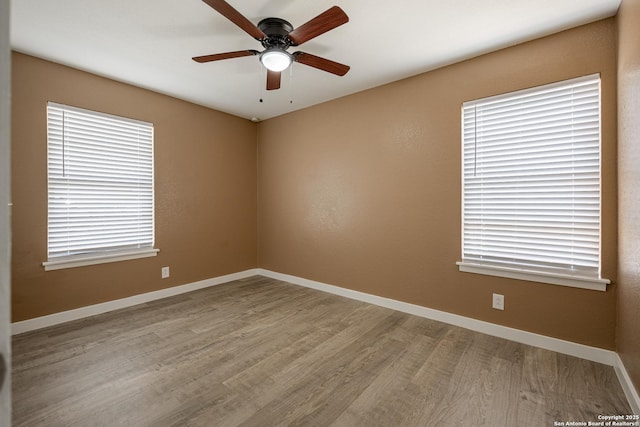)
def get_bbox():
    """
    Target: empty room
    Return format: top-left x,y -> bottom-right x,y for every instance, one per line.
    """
2,0 -> 640,425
